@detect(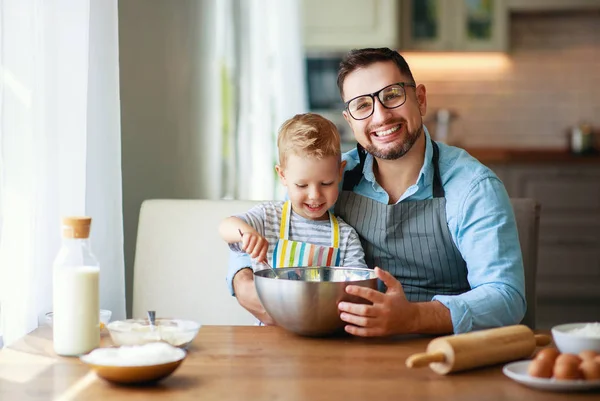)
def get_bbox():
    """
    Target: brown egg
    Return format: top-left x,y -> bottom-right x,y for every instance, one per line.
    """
555,353 -> 582,366
580,360 -> 600,381
553,360 -> 583,380
579,350 -> 598,361
535,347 -> 560,363
595,355 -> 600,365
528,359 -> 553,378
